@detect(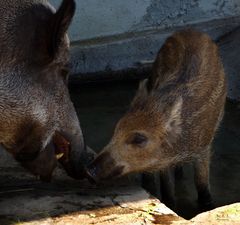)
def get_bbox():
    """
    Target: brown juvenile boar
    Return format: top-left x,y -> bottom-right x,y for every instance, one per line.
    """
86,30 -> 227,207
0,0 -> 94,181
